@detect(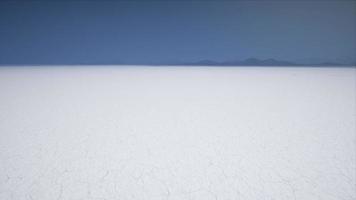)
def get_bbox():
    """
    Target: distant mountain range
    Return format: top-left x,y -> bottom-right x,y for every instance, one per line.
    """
1,58 -> 354,67
180,58 -> 355,67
